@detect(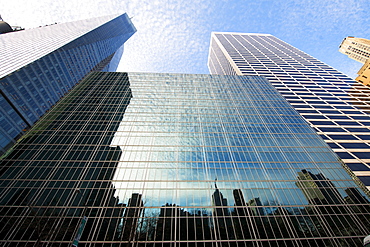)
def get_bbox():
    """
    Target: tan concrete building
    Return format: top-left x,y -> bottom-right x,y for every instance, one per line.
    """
356,58 -> 370,86
339,36 -> 370,63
